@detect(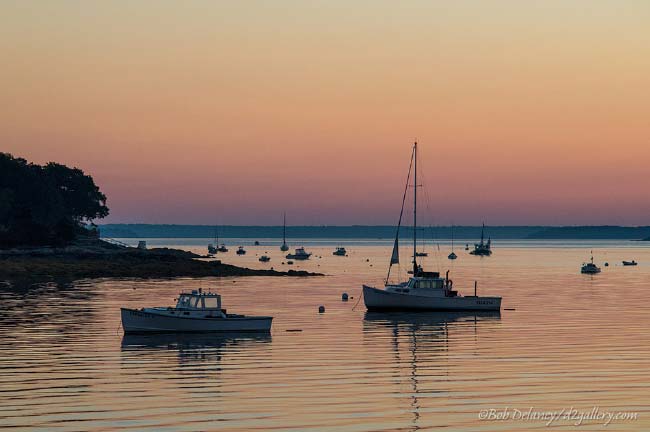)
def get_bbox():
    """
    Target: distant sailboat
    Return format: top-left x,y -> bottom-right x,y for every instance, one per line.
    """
215,227 -> 228,252
280,213 -> 289,252
469,223 -> 492,256
581,251 -> 601,274
448,225 -> 457,260
208,226 -> 218,254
